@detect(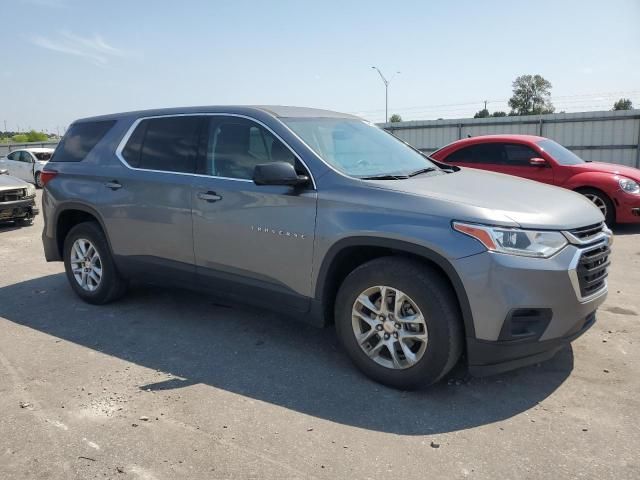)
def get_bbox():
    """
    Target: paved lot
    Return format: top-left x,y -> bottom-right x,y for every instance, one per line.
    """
0,191 -> 639,479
